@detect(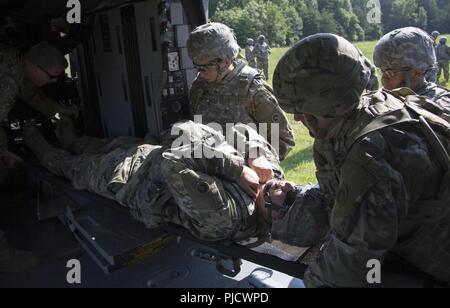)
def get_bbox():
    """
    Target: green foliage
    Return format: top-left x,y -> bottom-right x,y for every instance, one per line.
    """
211,0 -> 301,46
209,0 -> 450,46
386,0 -> 427,31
